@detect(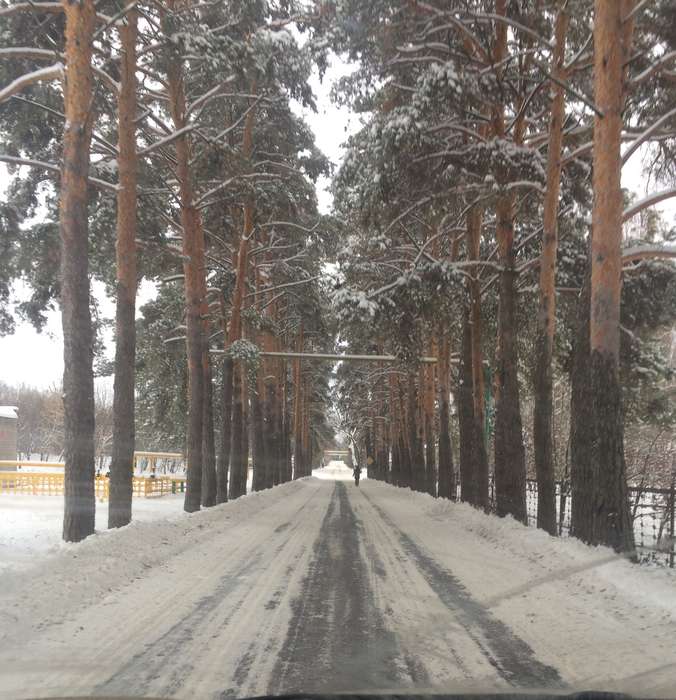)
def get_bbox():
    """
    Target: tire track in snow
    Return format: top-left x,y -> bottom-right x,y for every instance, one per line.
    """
269,482 -> 406,694
360,489 -> 565,690
94,481 -> 326,698
350,485 -> 498,687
